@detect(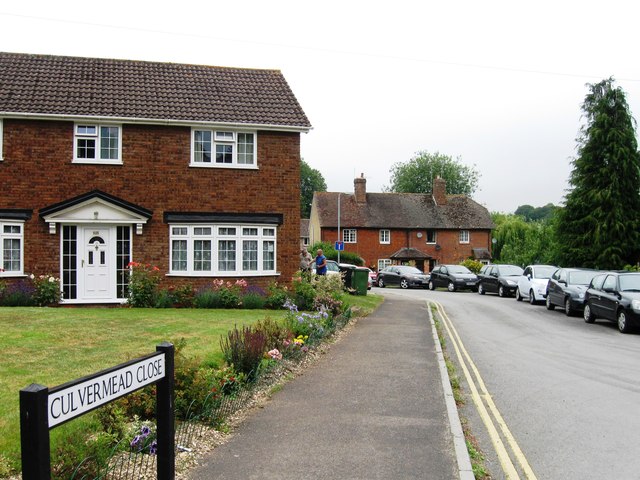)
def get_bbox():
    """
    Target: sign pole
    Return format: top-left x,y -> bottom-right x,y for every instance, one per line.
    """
156,342 -> 175,480
20,383 -> 51,480
337,193 -> 341,264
